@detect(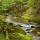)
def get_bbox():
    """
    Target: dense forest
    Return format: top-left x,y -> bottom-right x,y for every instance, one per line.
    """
0,0 -> 40,40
